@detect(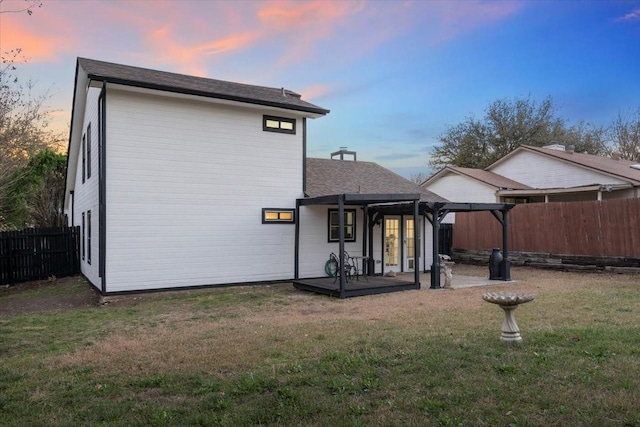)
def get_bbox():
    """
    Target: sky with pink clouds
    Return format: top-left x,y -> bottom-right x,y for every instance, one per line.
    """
2,0 -> 640,178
